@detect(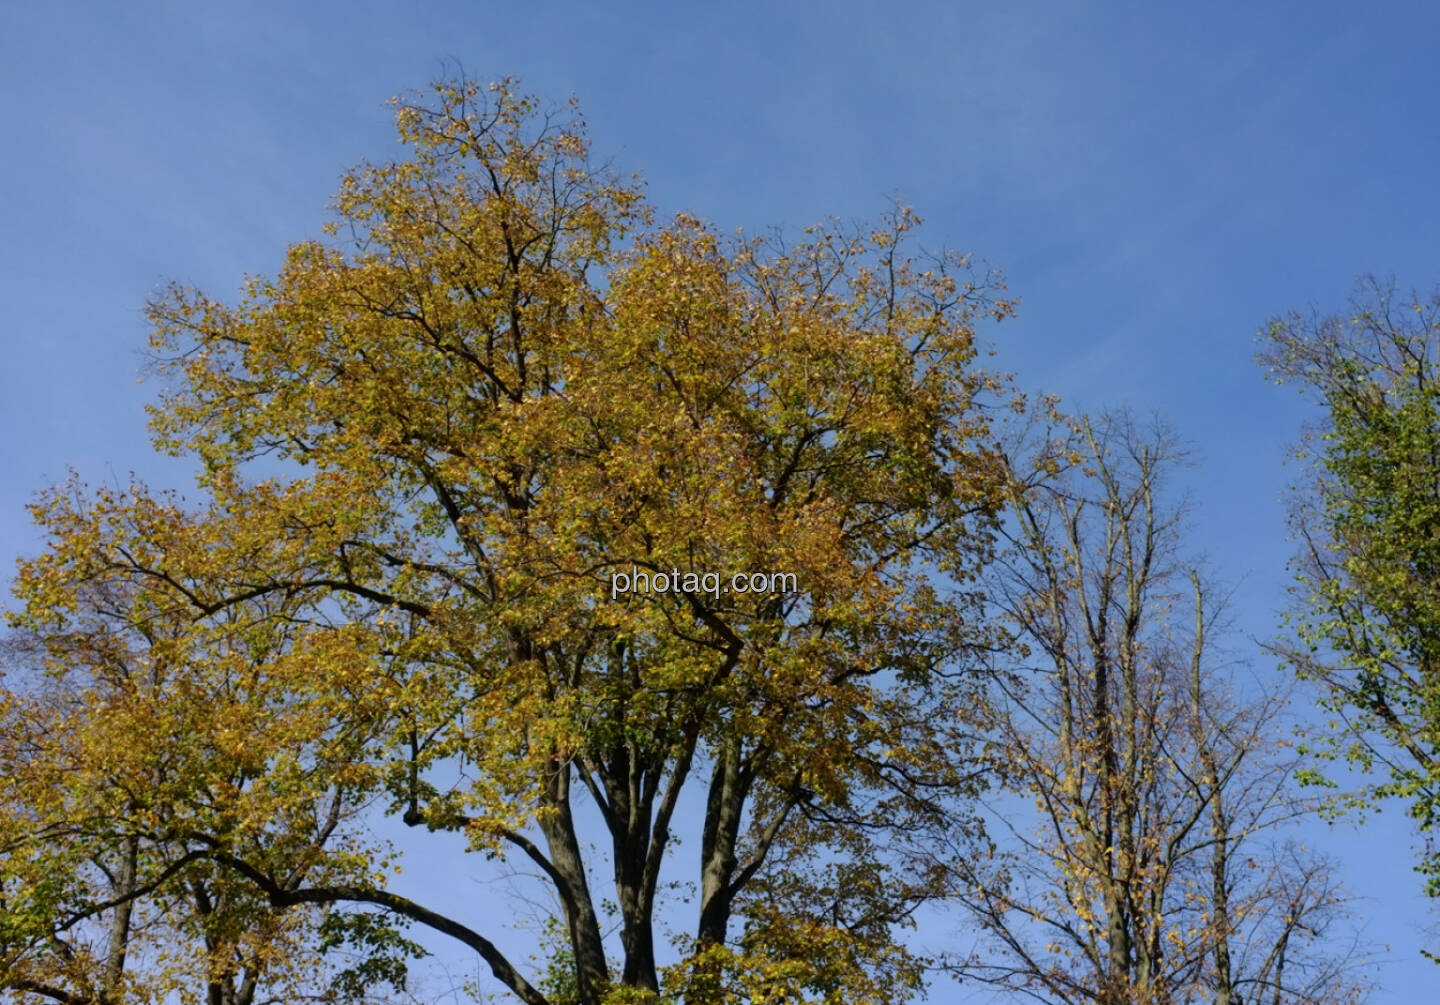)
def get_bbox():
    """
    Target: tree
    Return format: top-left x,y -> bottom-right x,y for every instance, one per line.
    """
0,493 -> 426,1005
5,76 -> 1016,1004
940,412 -> 1367,1004
1261,276 -> 1440,899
